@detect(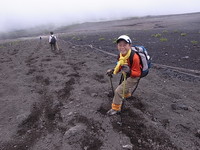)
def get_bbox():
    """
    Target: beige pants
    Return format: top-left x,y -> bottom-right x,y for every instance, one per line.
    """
113,77 -> 140,106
